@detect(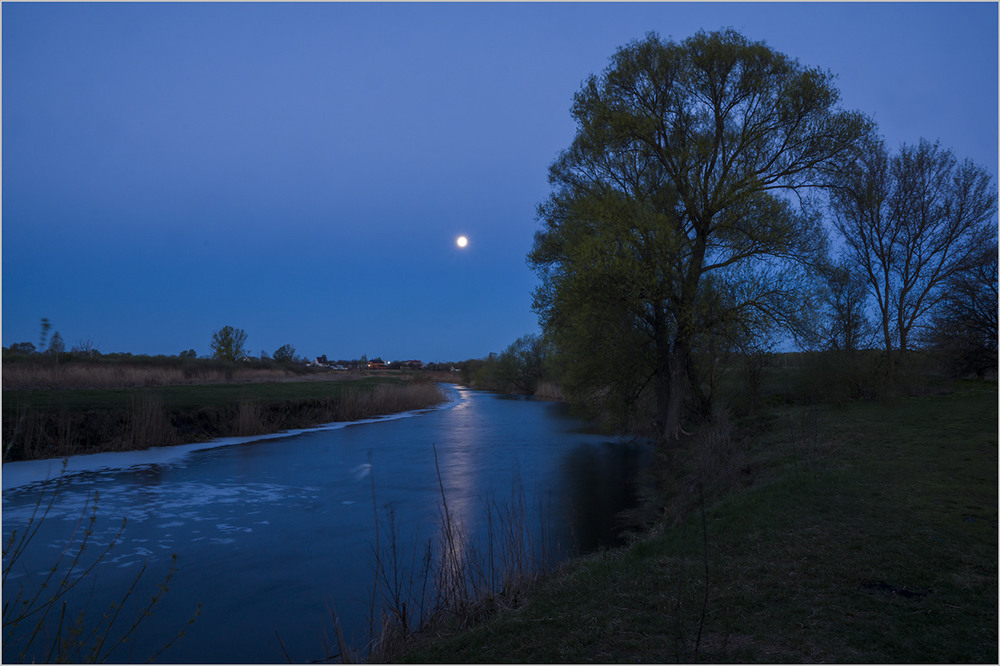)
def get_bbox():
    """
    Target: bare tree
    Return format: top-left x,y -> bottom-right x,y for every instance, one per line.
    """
830,137 -> 996,381
815,258 -> 874,353
923,239 -> 998,377
72,338 -> 99,357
